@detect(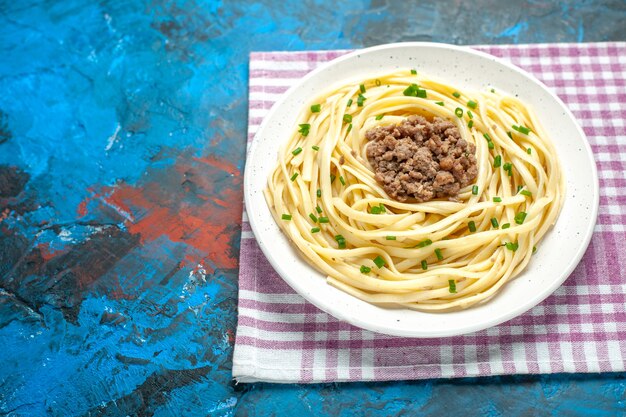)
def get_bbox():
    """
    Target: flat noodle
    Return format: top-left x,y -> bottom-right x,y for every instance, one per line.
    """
264,70 -> 565,311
